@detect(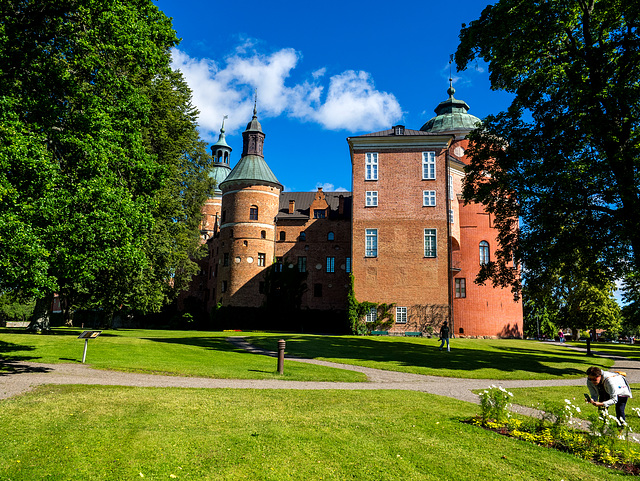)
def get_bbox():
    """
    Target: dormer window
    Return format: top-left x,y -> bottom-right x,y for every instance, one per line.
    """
393,125 -> 405,135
